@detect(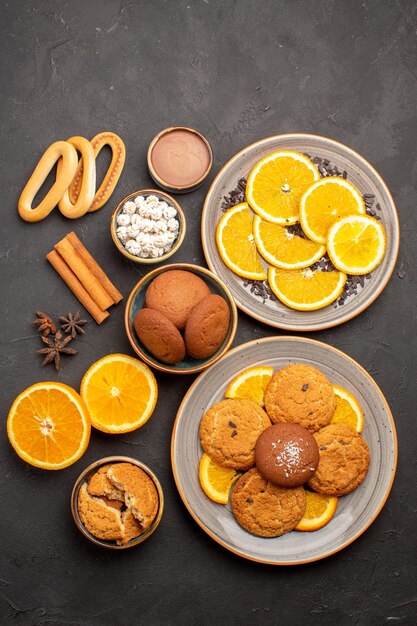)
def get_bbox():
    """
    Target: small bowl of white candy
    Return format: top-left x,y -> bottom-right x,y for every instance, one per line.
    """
111,189 -> 186,264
